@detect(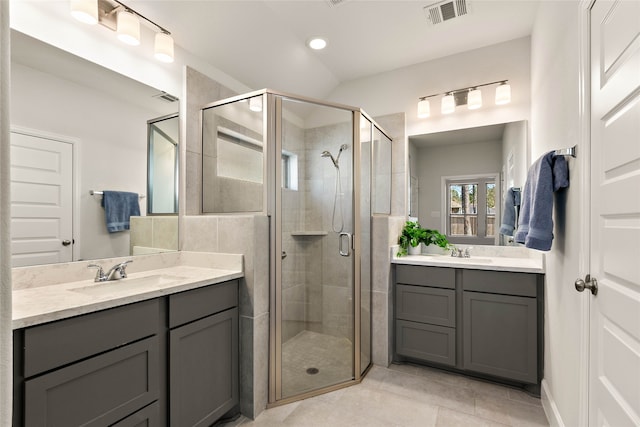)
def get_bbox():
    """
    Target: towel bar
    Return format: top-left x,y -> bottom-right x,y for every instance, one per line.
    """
90,190 -> 146,199
553,145 -> 577,158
